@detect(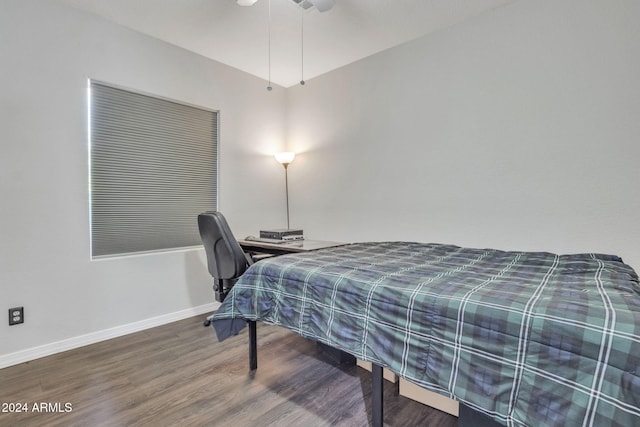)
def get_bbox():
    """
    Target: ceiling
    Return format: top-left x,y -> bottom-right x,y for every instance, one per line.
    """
58,0 -> 515,88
